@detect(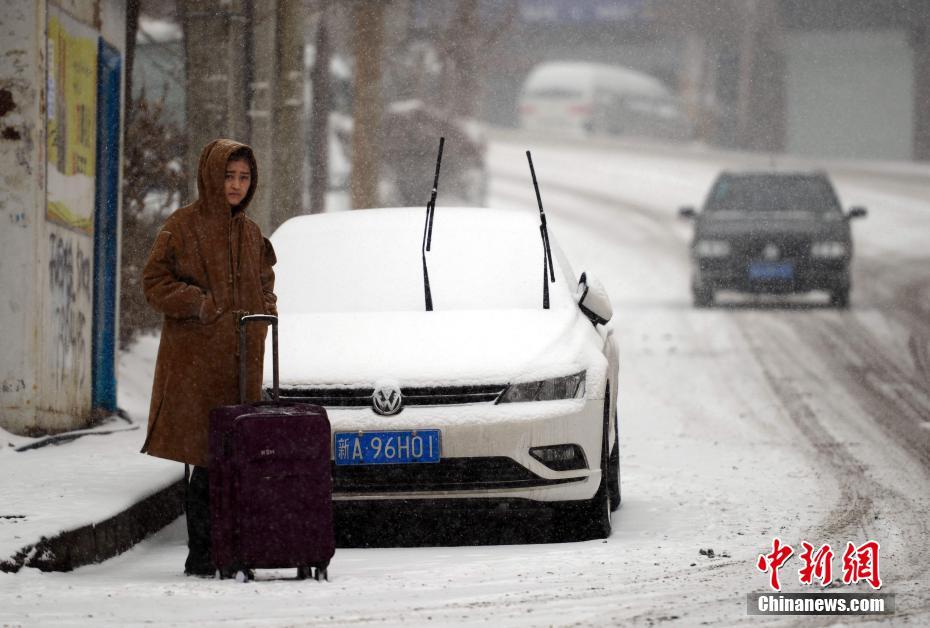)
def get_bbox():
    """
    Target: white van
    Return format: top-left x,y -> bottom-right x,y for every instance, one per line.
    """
518,61 -> 692,140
